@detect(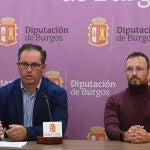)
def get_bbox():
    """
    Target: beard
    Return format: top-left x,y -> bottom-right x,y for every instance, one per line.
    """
128,77 -> 148,94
